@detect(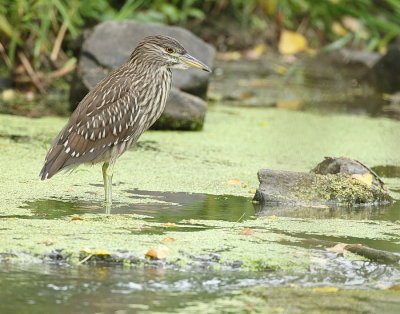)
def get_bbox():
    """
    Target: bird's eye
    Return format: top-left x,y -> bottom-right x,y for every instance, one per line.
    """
165,47 -> 175,54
